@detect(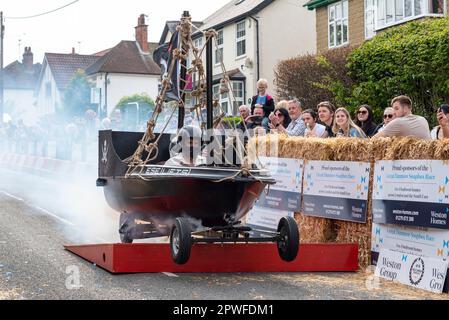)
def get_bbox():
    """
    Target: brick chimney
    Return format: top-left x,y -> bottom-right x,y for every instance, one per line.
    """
22,47 -> 34,69
135,14 -> 149,52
